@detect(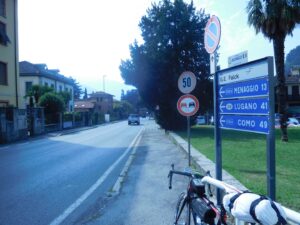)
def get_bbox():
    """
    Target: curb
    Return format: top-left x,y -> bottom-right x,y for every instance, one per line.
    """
167,131 -> 247,191
111,128 -> 144,194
